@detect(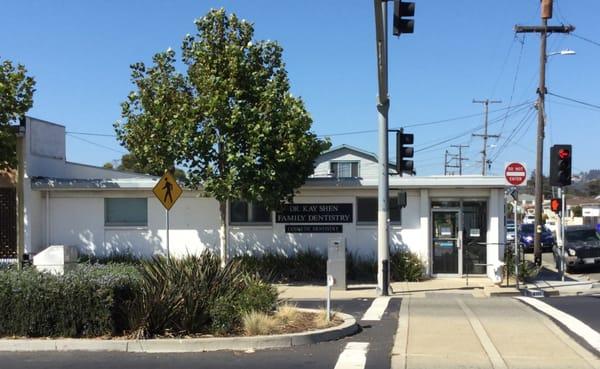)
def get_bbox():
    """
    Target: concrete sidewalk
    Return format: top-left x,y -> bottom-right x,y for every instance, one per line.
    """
392,296 -> 600,369
277,277 -> 496,300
